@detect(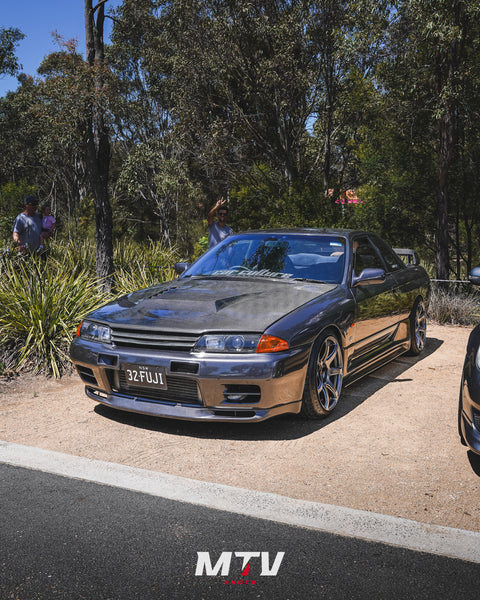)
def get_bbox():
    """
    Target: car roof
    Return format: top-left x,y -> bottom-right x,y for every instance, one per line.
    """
232,228 -> 371,238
